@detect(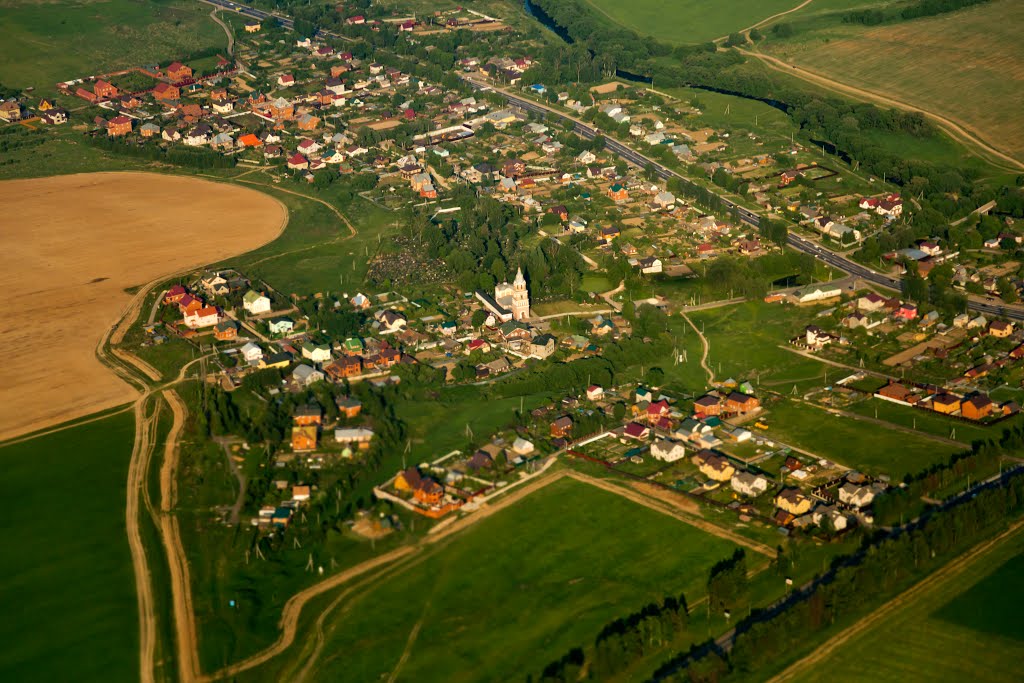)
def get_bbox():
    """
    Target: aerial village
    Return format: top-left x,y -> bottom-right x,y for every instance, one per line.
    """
10,5 -> 1022,544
